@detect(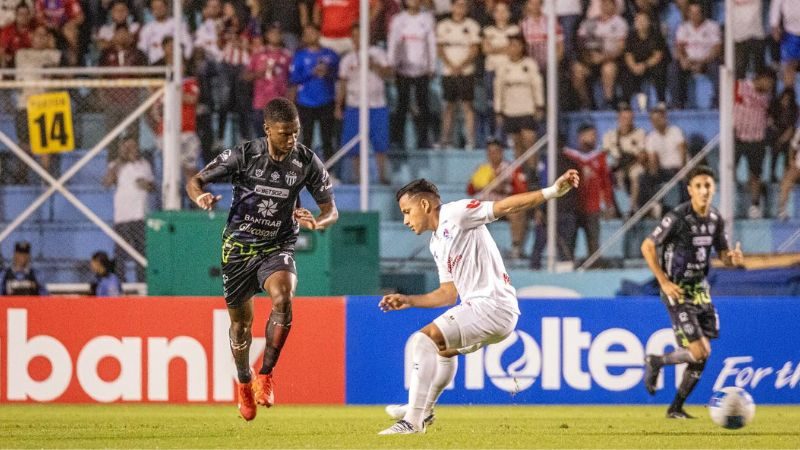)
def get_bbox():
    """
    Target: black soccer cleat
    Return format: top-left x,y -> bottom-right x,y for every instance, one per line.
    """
666,408 -> 696,419
422,412 -> 435,431
644,355 -> 661,395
